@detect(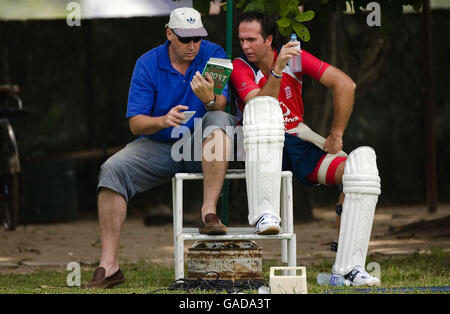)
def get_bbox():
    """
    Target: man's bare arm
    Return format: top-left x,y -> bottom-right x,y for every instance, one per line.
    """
319,65 -> 356,154
244,42 -> 301,103
129,104 -> 188,135
243,74 -> 282,103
